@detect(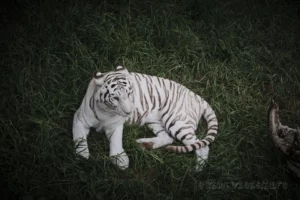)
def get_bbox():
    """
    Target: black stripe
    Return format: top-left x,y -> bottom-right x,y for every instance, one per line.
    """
99,92 -> 103,102
146,122 -> 159,125
202,108 -> 208,117
207,132 -> 217,137
157,76 -> 162,87
77,116 -> 87,126
202,140 -> 209,146
133,75 -> 144,109
205,112 -> 214,119
91,106 -> 100,121
112,77 -> 126,81
131,110 -> 137,124
104,74 -> 113,82
161,100 -> 172,119
103,90 -> 110,99
161,90 -> 169,109
174,129 -> 181,138
180,133 -> 190,141
165,113 -> 174,128
173,126 -> 193,137
168,120 -> 176,130
155,130 -> 165,135
148,83 -> 153,97
208,125 -> 218,129
168,83 -> 177,112
135,110 -> 141,124
155,86 -> 162,109
206,138 -> 213,143
207,117 -> 217,124
135,73 -> 142,81
174,126 -> 192,139
196,142 -> 202,148
191,144 -> 197,151
208,128 -> 218,132
162,79 -> 167,91
144,95 -> 149,111
152,96 -> 156,110
185,120 -> 194,125
184,146 -> 189,153
89,96 -> 94,110
148,75 -> 153,84
146,80 -> 151,97
105,73 -> 123,81
167,131 -> 173,138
